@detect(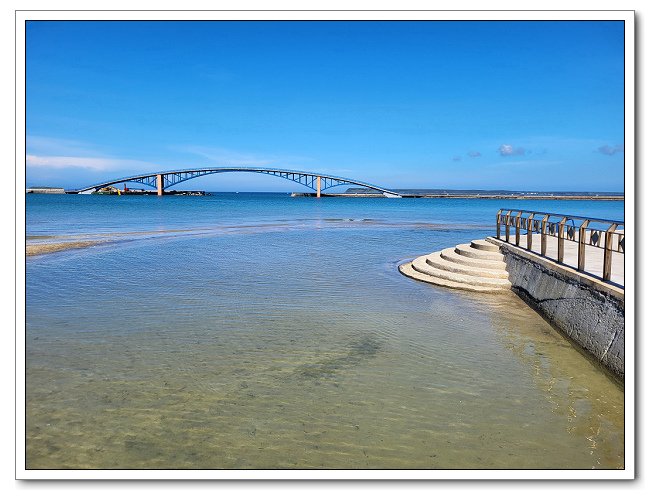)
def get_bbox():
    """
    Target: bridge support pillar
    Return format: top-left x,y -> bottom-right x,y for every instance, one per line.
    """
156,174 -> 164,196
316,176 -> 321,198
